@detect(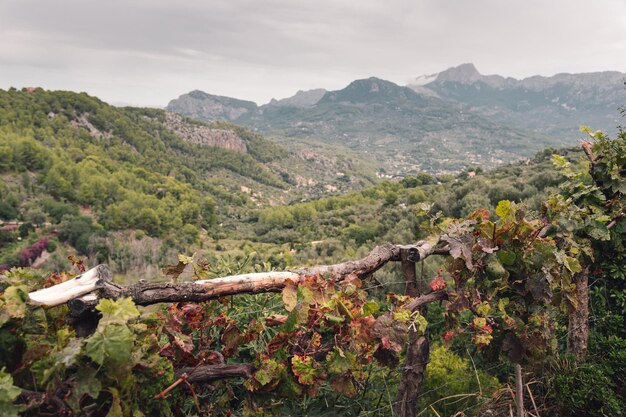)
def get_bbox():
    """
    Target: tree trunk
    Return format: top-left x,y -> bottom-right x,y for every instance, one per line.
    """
514,363 -> 524,417
567,270 -> 589,360
395,250 -> 430,417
